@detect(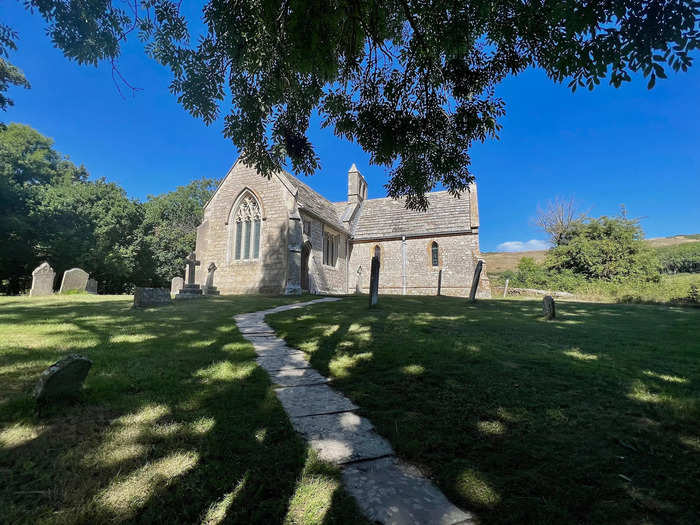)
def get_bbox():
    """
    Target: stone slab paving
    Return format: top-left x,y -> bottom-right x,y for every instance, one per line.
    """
236,298 -> 475,525
255,352 -> 310,371
268,367 -> 330,387
289,411 -> 394,464
276,384 -> 358,418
